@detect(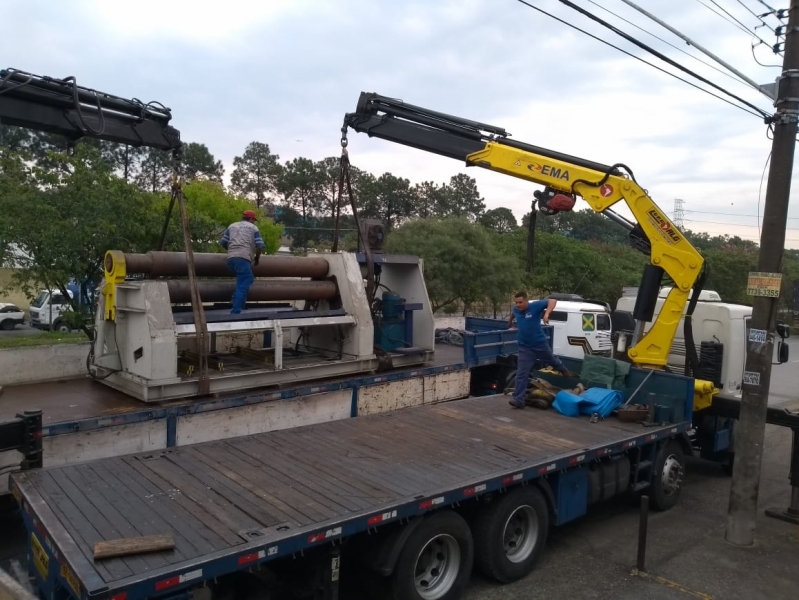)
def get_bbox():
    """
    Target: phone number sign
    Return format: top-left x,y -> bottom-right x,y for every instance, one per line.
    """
747,272 -> 782,298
